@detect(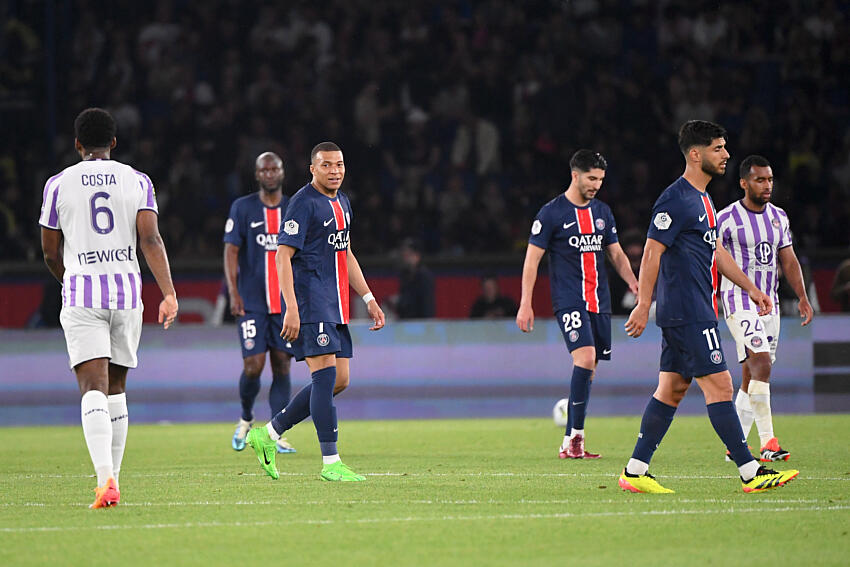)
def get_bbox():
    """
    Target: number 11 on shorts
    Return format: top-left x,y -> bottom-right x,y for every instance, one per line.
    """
702,327 -> 720,350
